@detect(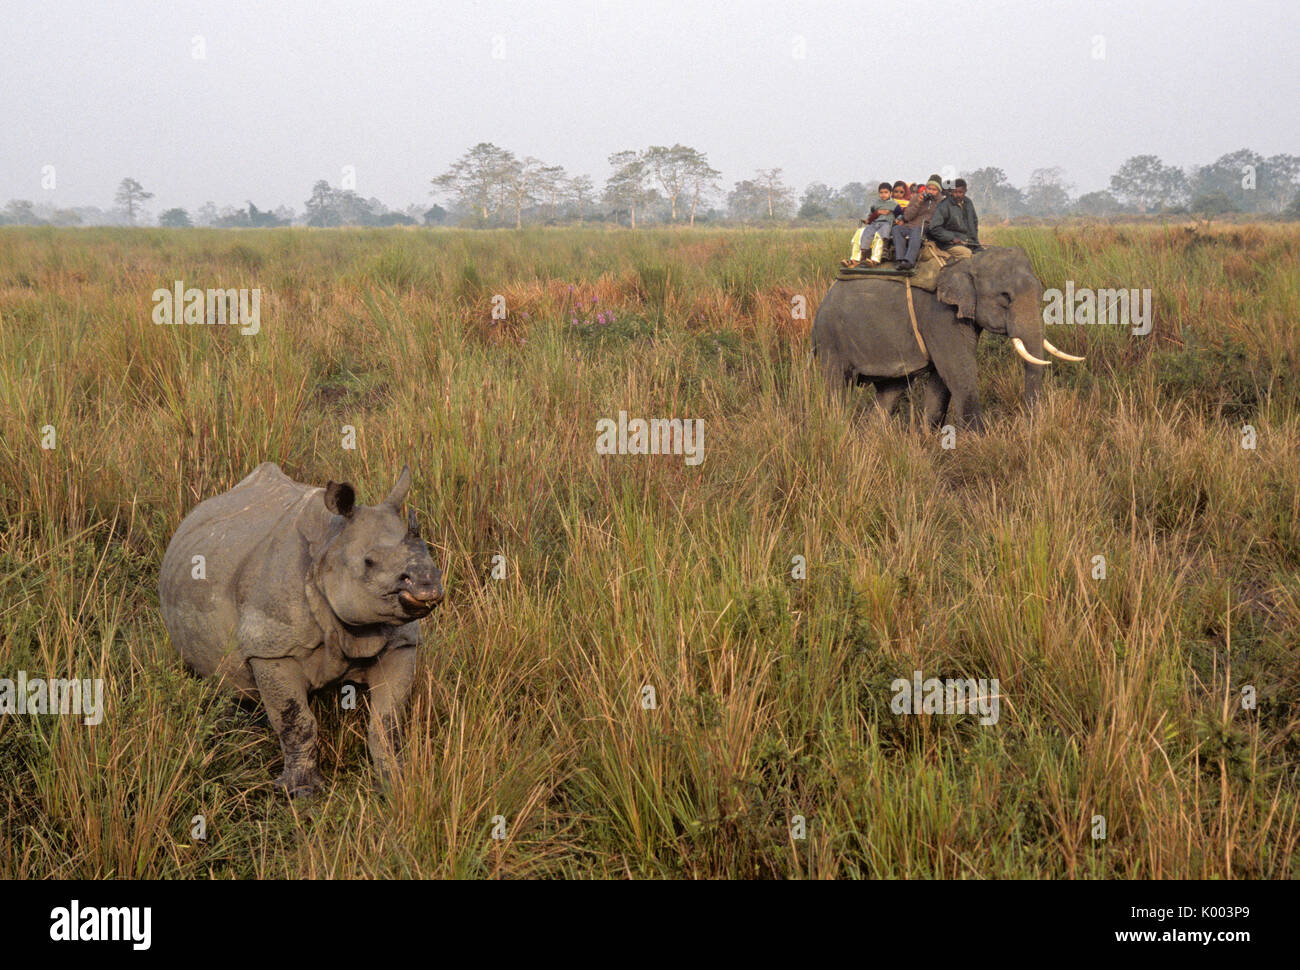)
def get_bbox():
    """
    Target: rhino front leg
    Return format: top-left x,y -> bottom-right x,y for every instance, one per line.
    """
364,646 -> 417,788
249,657 -> 325,797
